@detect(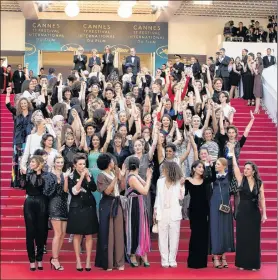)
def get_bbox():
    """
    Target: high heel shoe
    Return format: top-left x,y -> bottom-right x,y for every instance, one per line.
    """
37,261 -> 43,270
76,261 -> 83,272
76,268 -> 83,272
50,257 -> 64,271
220,256 -> 228,268
30,263 -> 36,271
130,261 -> 138,267
140,257 -> 150,267
247,100 -> 251,106
85,264 -> 91,271
130,256 -> 139,267
251,100 -> 255,106
212,257 -> 222,269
